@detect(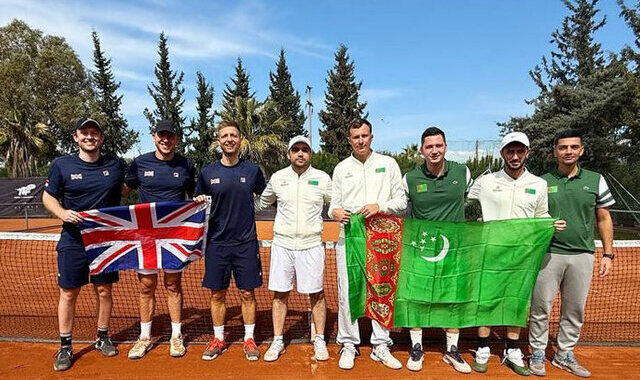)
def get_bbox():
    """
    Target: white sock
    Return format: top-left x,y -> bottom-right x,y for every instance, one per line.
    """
315,334 -> 325,342
446,331 -> 459,351
244,324 -> 255,341
171,322 -> 182,339
274,335 -> 283,342
140,321 -> 152,340
410,328 -> 422,347
214,325 -> 224,341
